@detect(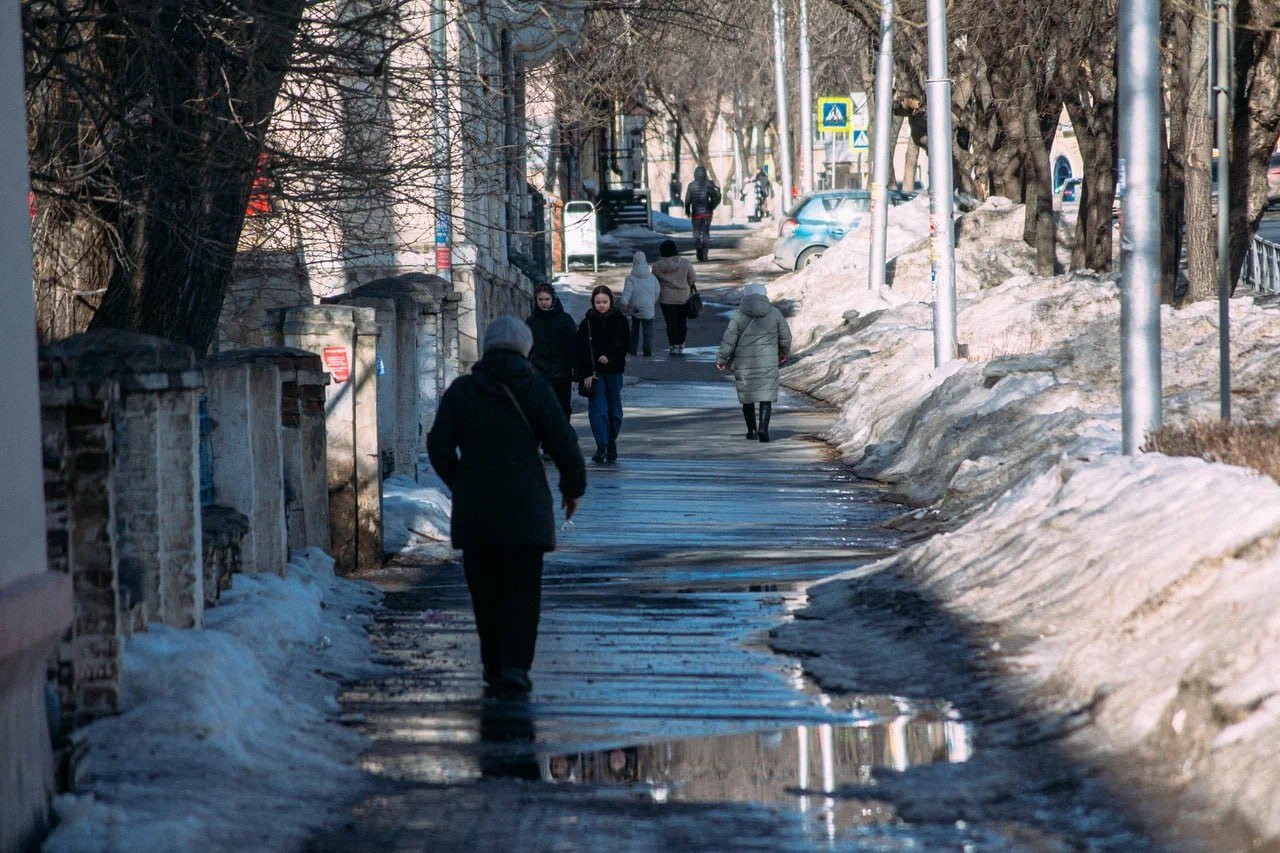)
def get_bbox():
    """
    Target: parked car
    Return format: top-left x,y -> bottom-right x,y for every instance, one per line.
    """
1061,178 -> 1083,203
772,189 -> 915,271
